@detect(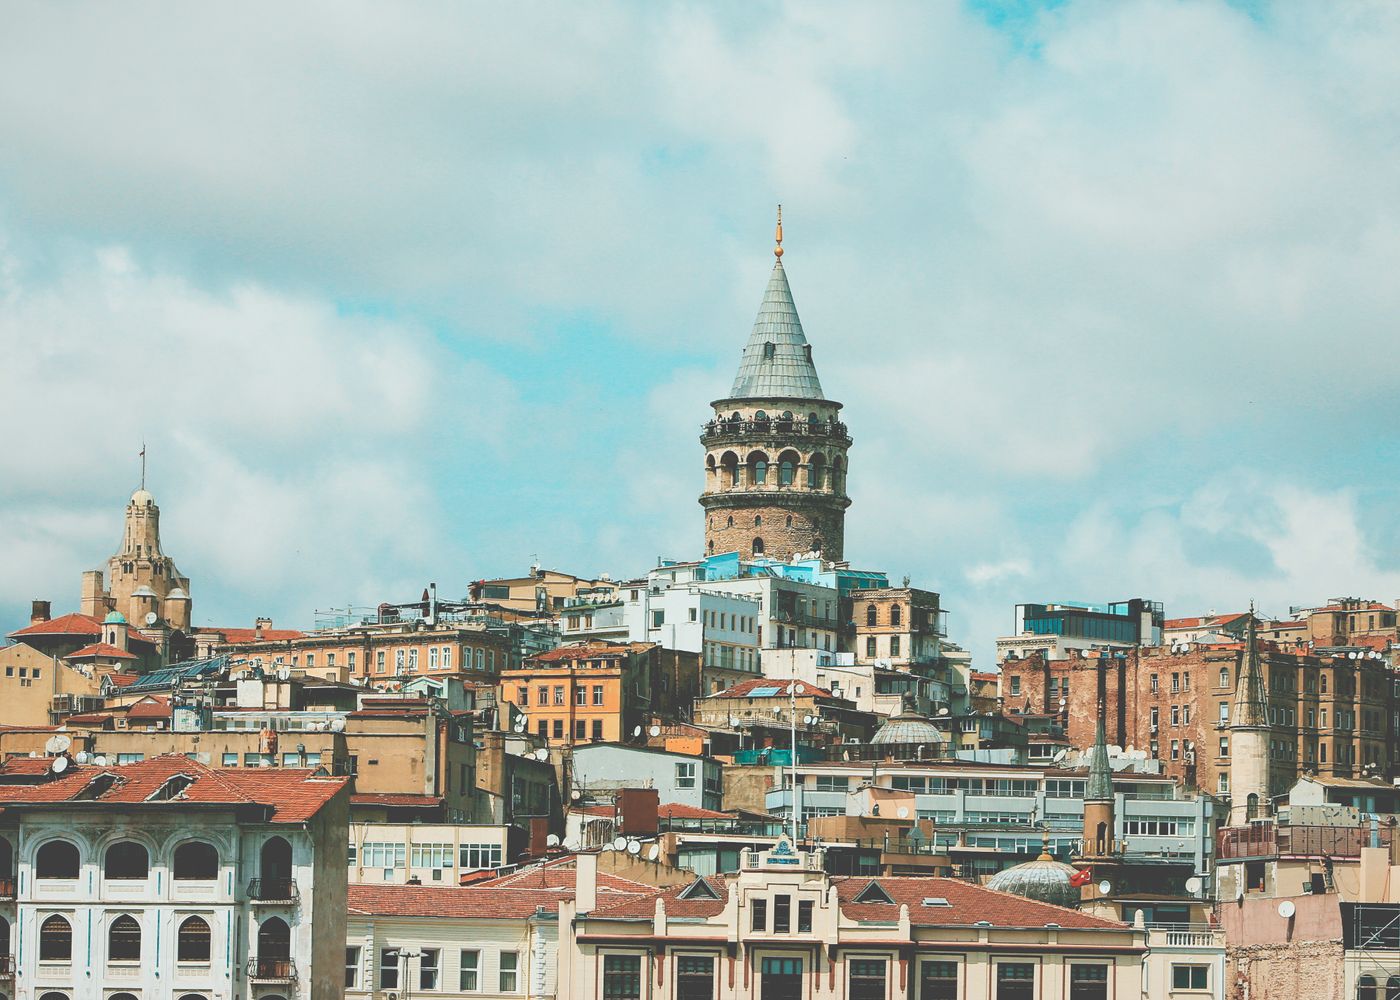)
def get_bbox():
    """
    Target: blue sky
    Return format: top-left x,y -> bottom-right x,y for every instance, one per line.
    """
3,1 -> 1400,666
